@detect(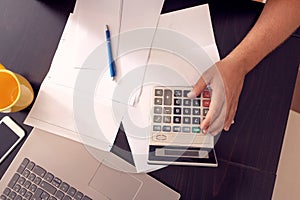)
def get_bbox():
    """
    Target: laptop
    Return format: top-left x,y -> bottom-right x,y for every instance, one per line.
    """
148,86 -> 218,167
0,128 -> 180,200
